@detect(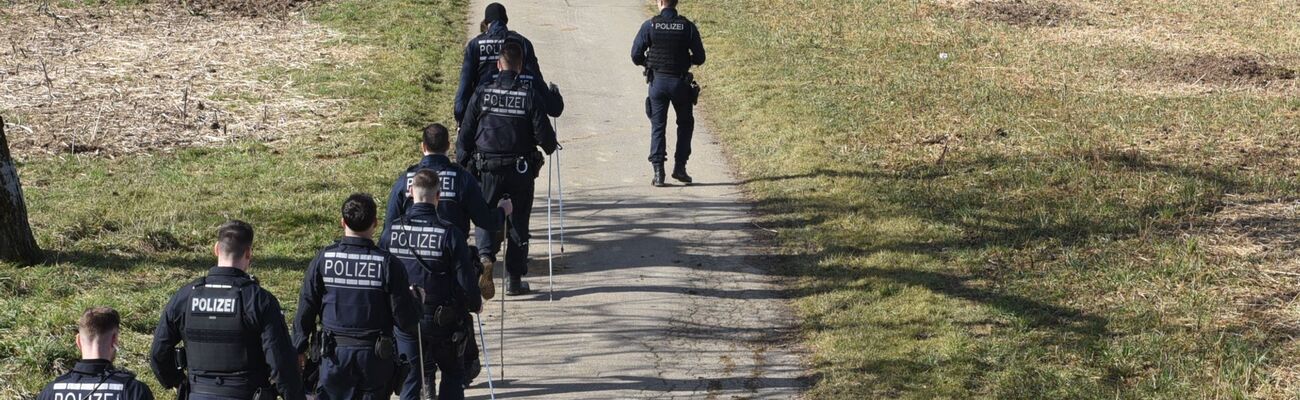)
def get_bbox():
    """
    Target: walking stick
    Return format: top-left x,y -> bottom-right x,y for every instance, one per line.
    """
499,195 -> 509,379
554,118 -> 566,255
547,150 -> 555,302
410,286 -> 430,400
475,313 -> 497,399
